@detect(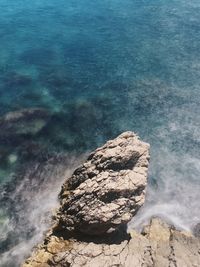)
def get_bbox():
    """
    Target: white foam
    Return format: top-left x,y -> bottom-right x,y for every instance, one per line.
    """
0,154 -> 85,267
